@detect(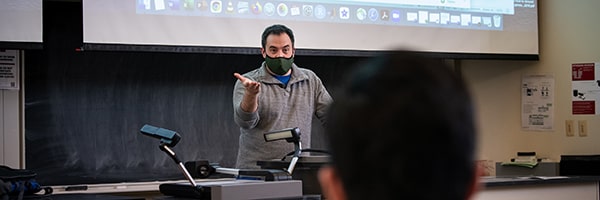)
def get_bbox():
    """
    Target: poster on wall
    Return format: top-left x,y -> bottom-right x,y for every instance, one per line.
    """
572,63 -> 600,115
521,74 -> 554,131
0,49 -> 19,90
